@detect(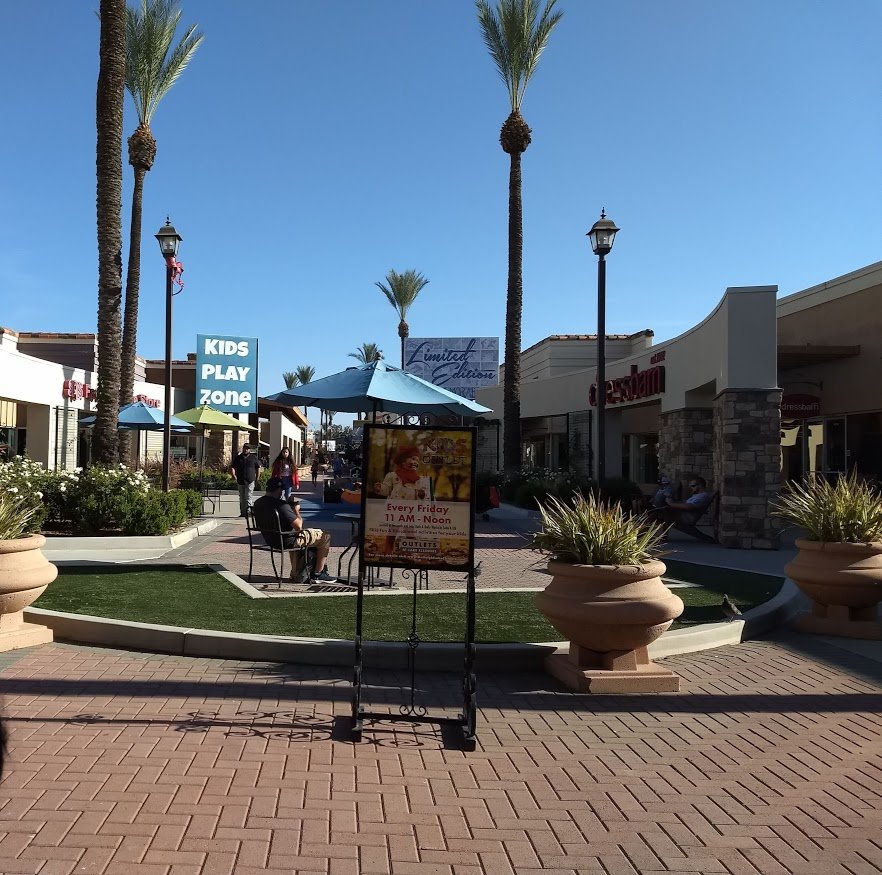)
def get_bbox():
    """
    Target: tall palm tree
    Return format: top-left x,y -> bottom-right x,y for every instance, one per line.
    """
375,269 -> 430,368
282,371 -> 297,389
476,0 -> 562,473
119,0 -> 203,459
94,0 -> 127,466
349,343 -> 383,364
